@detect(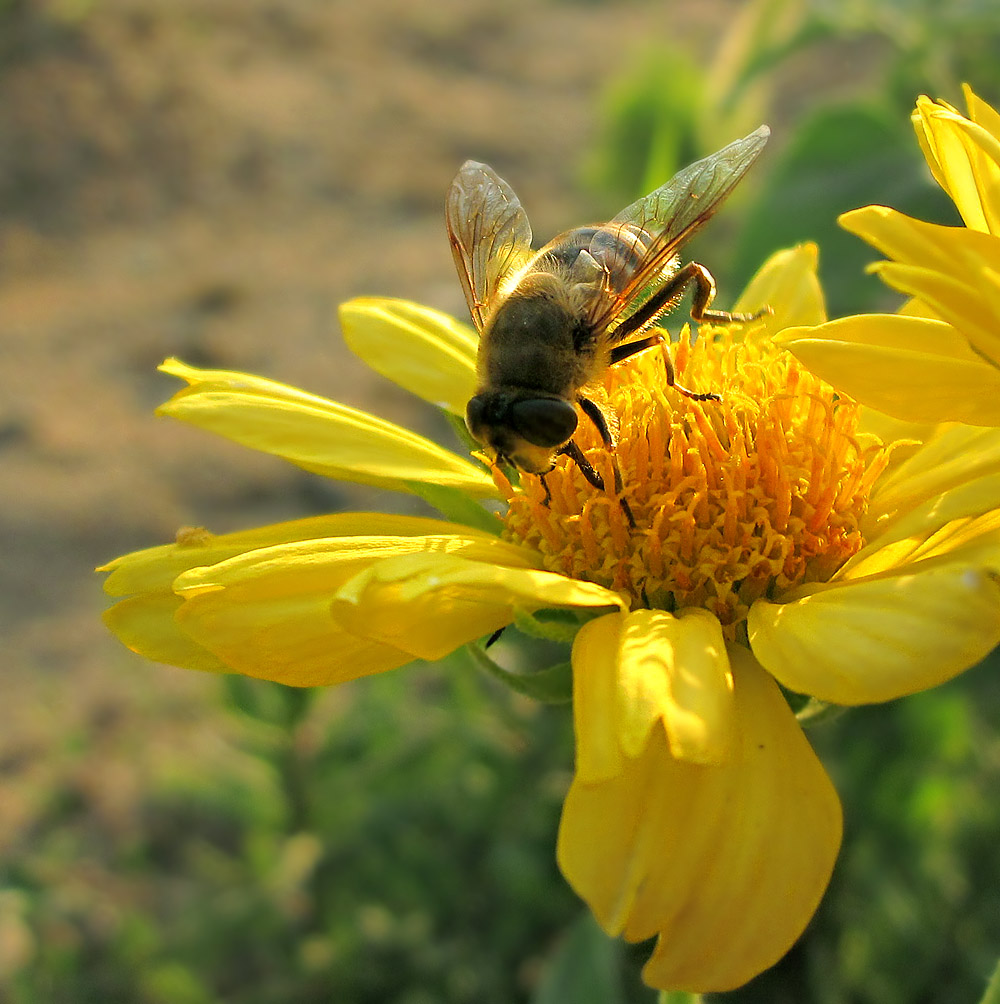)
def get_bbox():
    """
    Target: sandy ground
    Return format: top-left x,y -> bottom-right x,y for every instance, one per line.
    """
0,0 -> 761,839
